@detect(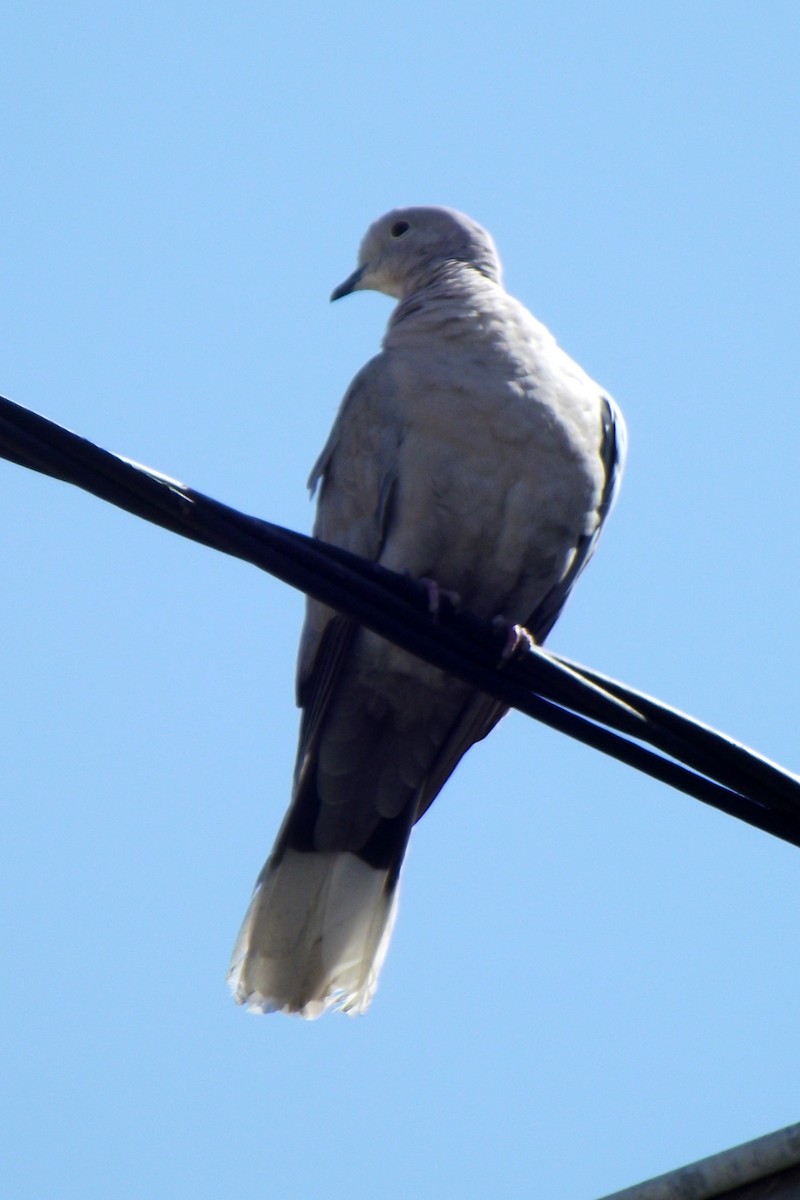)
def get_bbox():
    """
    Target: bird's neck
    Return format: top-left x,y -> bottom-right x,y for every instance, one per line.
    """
386,262 -> 502,344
